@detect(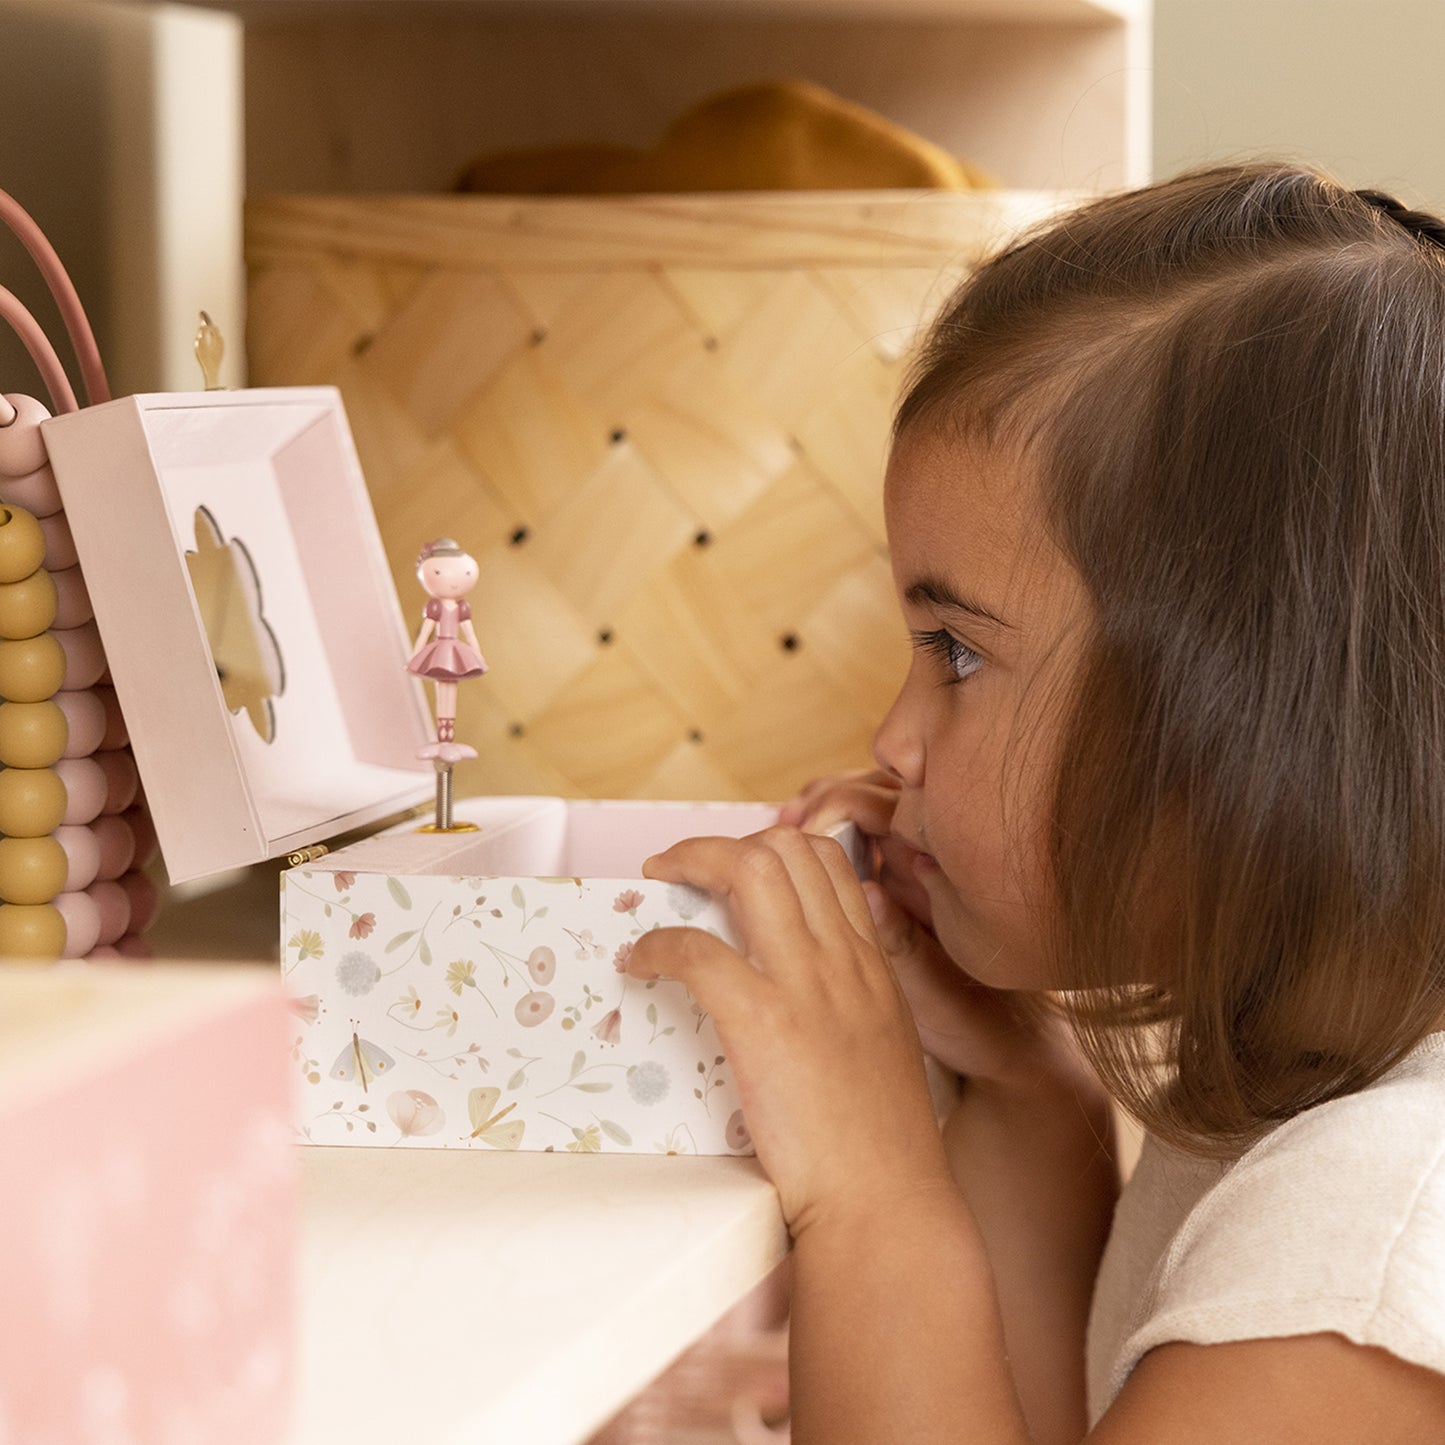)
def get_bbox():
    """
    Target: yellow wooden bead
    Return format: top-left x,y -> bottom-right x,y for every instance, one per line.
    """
0,507 -> 45,585
0,902 -> 66,958
0,634 -> 65,703
0,834 -> 67,904
0,700 -> 67,767
0,767 -> 66,835
0,569 -> 56,639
